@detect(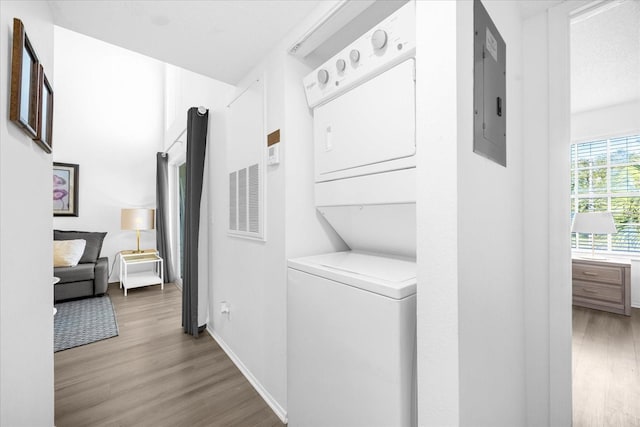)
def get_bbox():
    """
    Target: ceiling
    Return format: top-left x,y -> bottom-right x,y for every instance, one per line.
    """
519,0 -> 563,19
571,0 -> 640,114
48,0 -> 635,108
47,0 -> 322,85
47,0 -> 570,87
